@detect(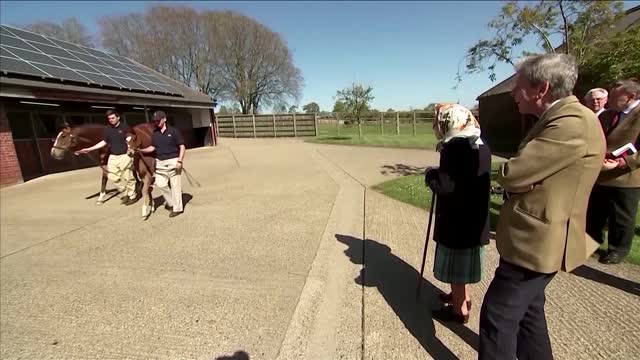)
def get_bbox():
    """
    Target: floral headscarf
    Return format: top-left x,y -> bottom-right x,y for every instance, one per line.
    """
433,103 -> 483,150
